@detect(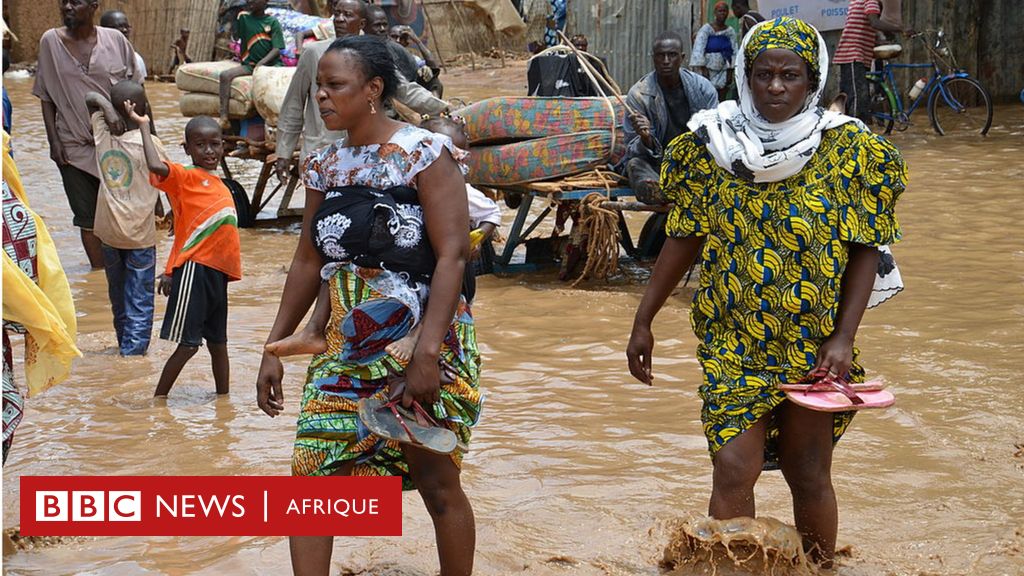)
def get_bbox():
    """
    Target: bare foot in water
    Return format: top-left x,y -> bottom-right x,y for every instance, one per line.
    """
265,327 -> 327,357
